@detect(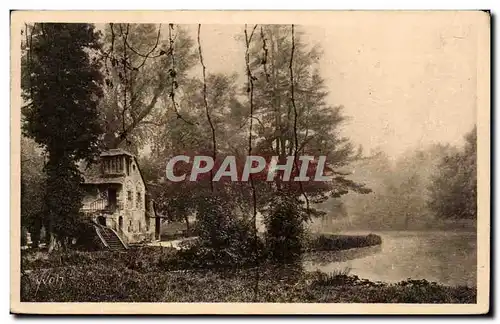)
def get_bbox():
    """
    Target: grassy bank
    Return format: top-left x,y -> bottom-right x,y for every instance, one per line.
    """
306,233 -> 382,251
21,247 -> 475,303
